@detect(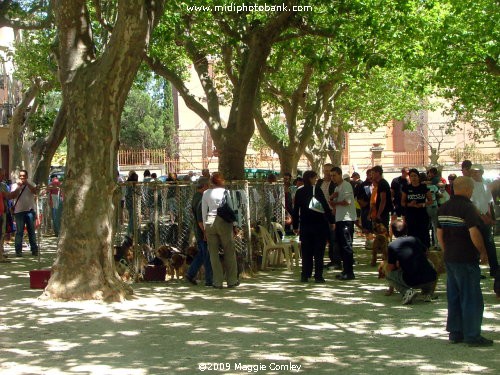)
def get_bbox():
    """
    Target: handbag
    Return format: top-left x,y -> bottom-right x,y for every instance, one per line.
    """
309,185 -> 325,213
217,190 -> 237,223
